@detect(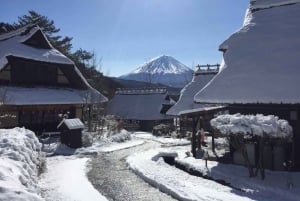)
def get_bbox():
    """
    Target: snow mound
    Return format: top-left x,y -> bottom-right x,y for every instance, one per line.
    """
0,127 -> 45,201
109,129 -> 131,142
211,114 -> 292,138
